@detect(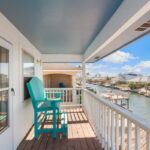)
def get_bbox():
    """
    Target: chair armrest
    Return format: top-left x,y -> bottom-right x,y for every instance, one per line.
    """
35,98 -> 62,103
34,100 -> 52,103
47,98 -> 61,101
45,91 -> 64,94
